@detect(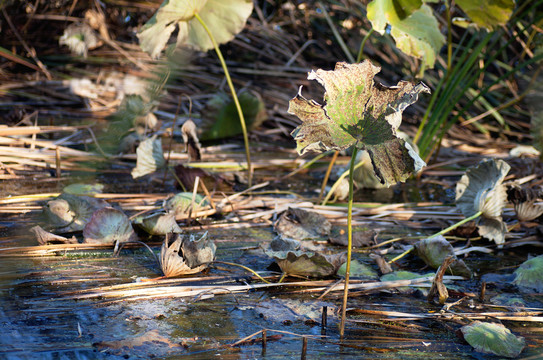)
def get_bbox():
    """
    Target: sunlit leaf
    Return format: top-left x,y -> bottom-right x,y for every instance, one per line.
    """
367,0 -> 445,69
131,135 -> 166,179
137,0 -> 253,58
288,61 -> 428,186
43,193 -> 109,233
266,249 -> 346,278
83,208 -> 137,245
455,0 -> 515,30
160,232 -> 215,277
455,159 -> 510,244
274,207 -> 332,241
460,321 -> 525,358
414,236 -> 472,278
513,255 -> 543,293
133,211 -> 182,235
201,90 -> 267,141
